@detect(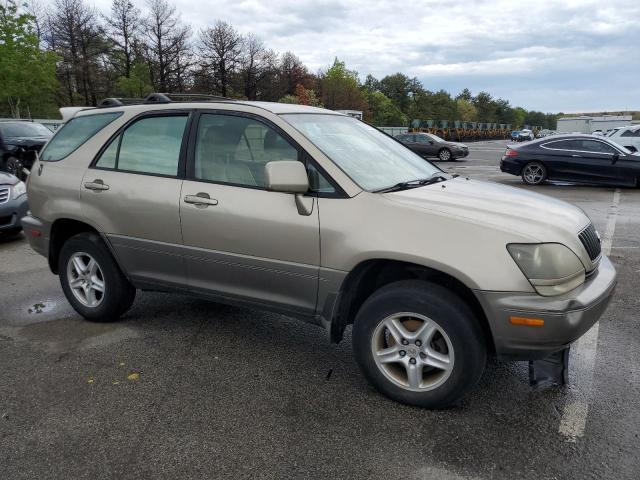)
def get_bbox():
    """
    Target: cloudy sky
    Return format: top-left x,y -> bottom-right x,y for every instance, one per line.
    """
93,0 -> 640,113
